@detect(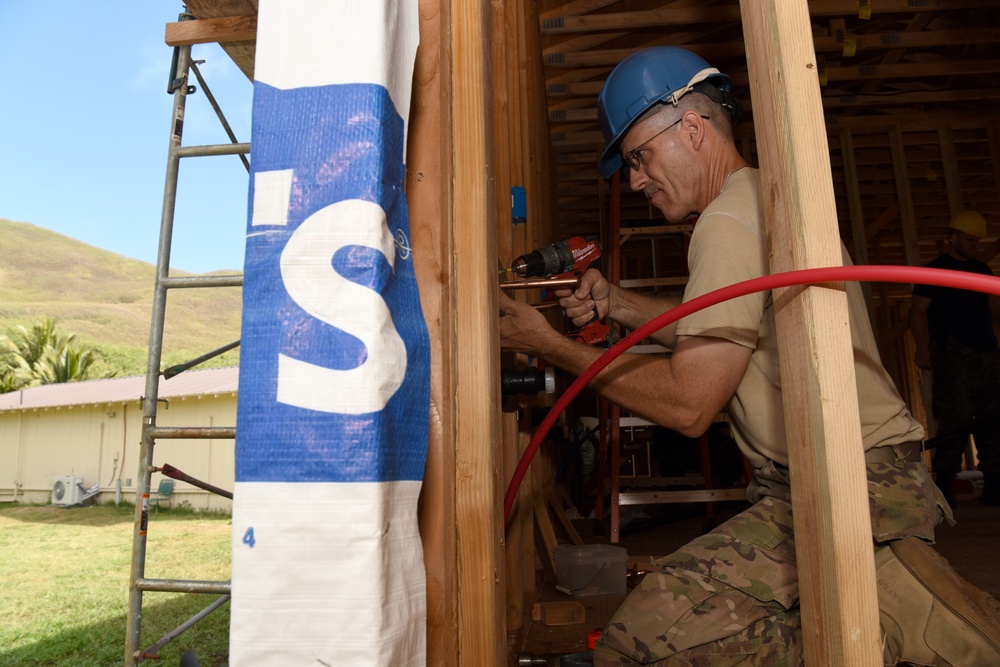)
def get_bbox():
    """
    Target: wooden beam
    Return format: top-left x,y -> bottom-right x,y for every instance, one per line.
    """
865,202 -> 901,243
823,88 -> 1000,110
990,121 -> 1000,222
452,0 -> 504,664
824,58 -> 1000,83
549,59 -> 1000,98
829,113 -> 1000,133
840,130 -> 868,264
541,29 -> 1000,68
541,0 -> 995,35
817,27 -> 1000,55
410,0 -> 457,663
890,126 -> 922,266
740,1 -> 882,664
538,0 -> 620,20
540,4 -> 741,34
938,125 -> 965,216
181,0 -> 259,79
839,129 -> 875,316
164,15 -> 257,47
835,11 -> 934,120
